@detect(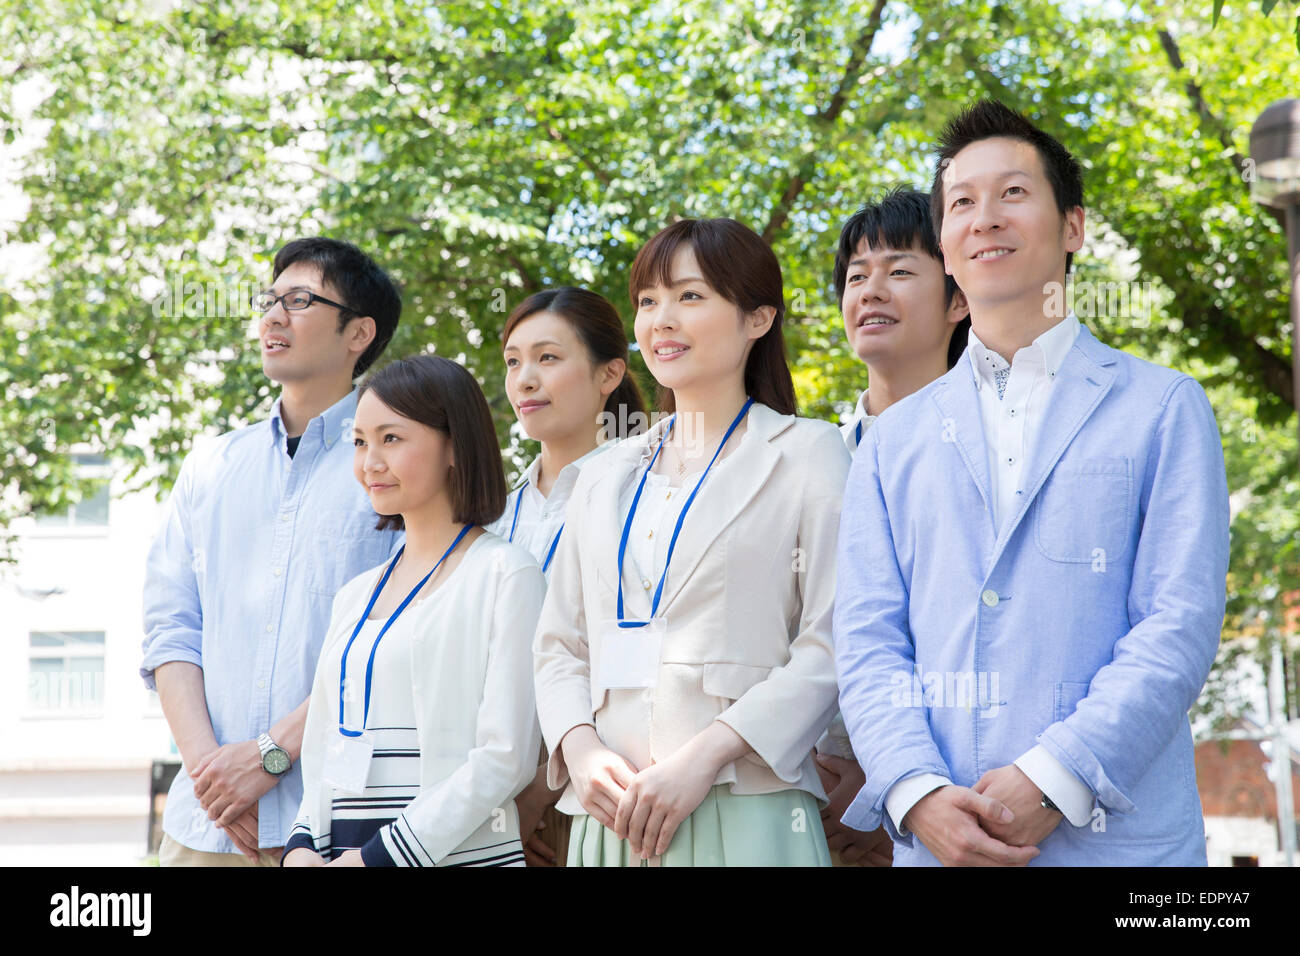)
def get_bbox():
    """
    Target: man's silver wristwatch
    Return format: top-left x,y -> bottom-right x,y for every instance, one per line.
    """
257,733 -> 291,776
